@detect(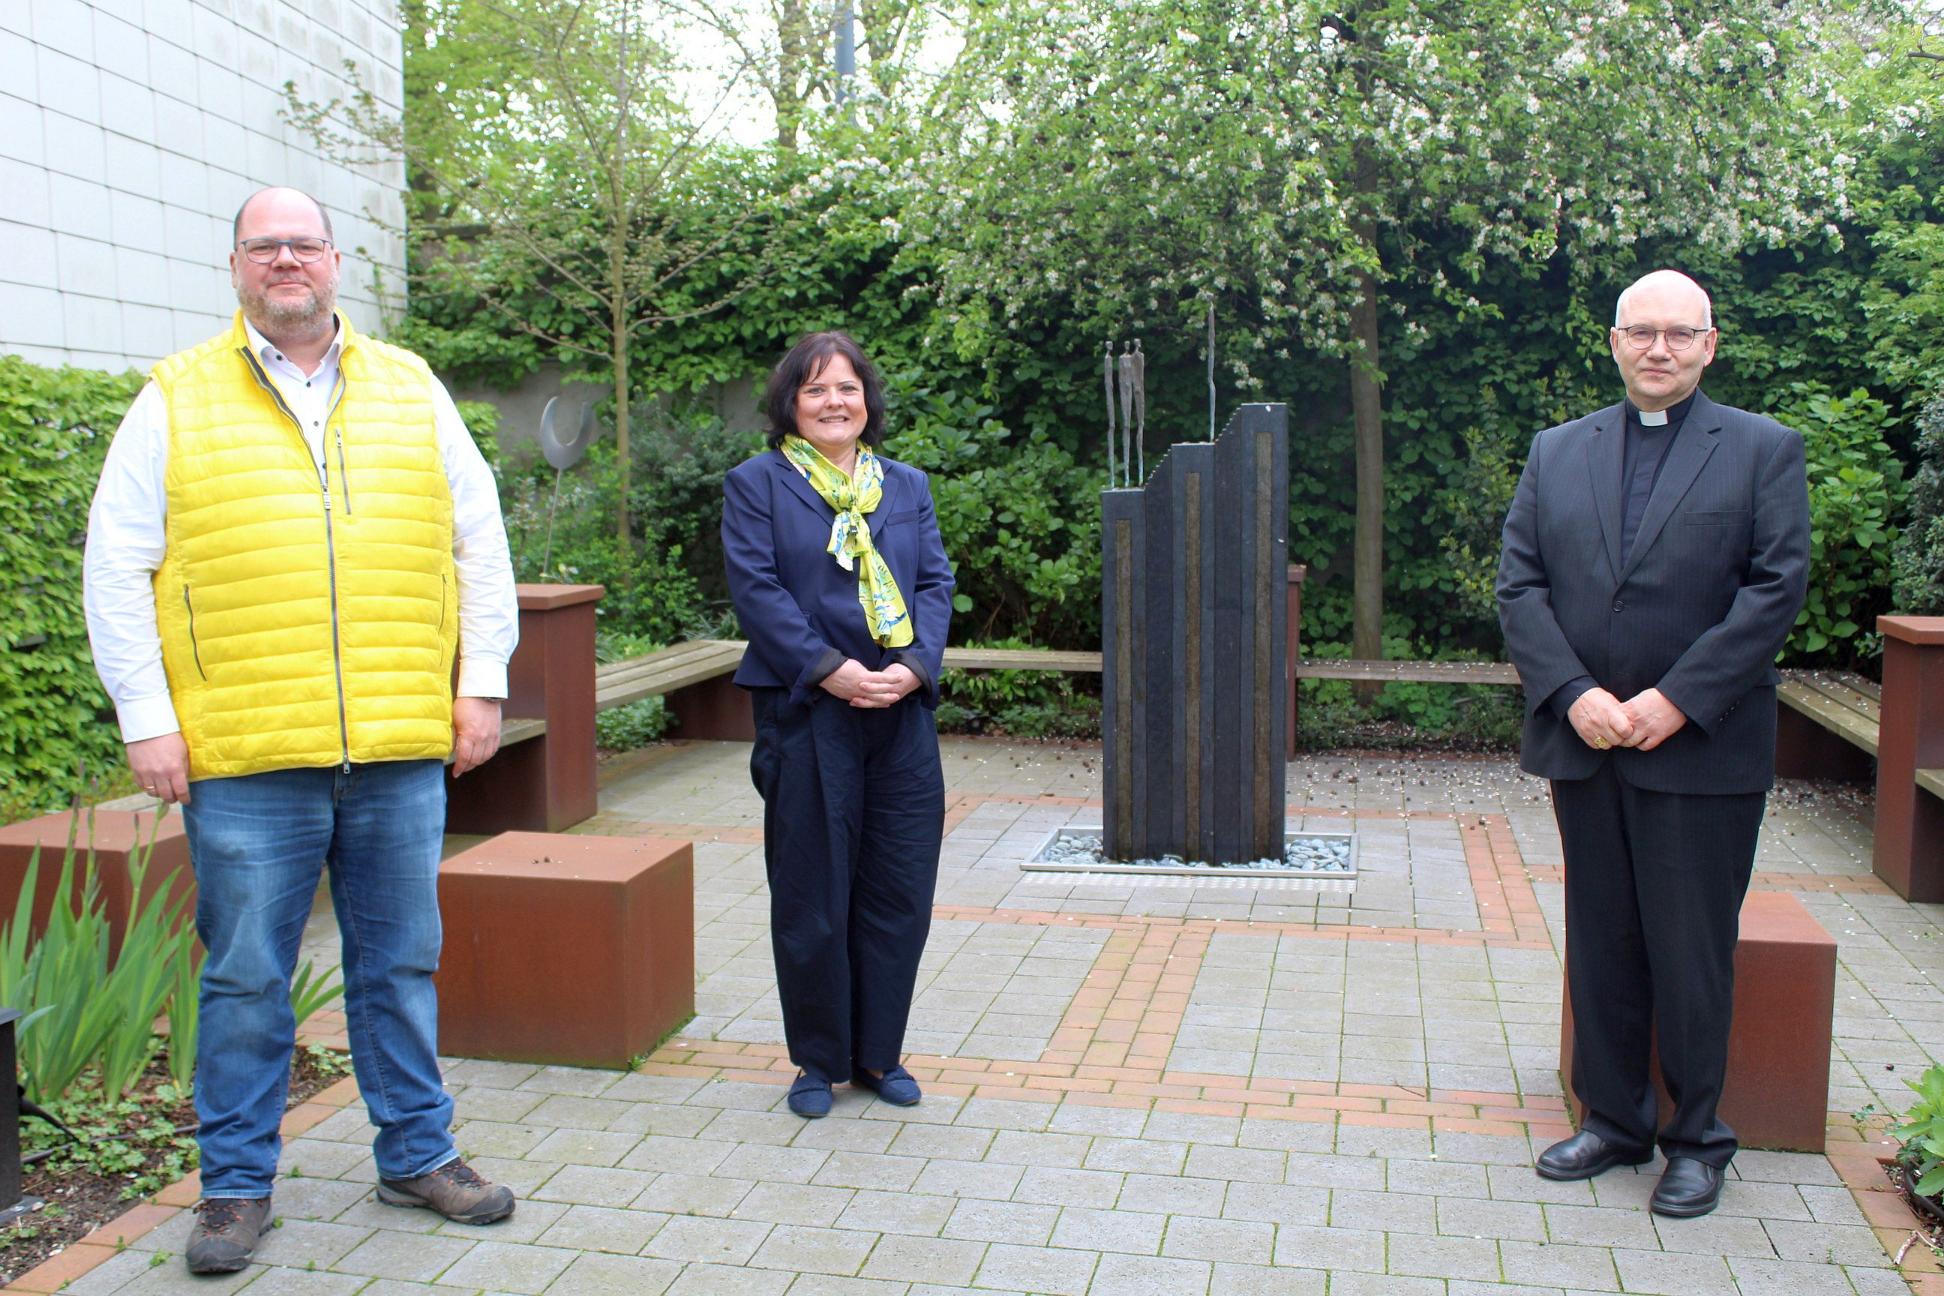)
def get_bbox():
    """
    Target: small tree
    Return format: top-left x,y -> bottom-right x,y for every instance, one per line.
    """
289,0 -> 785,556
